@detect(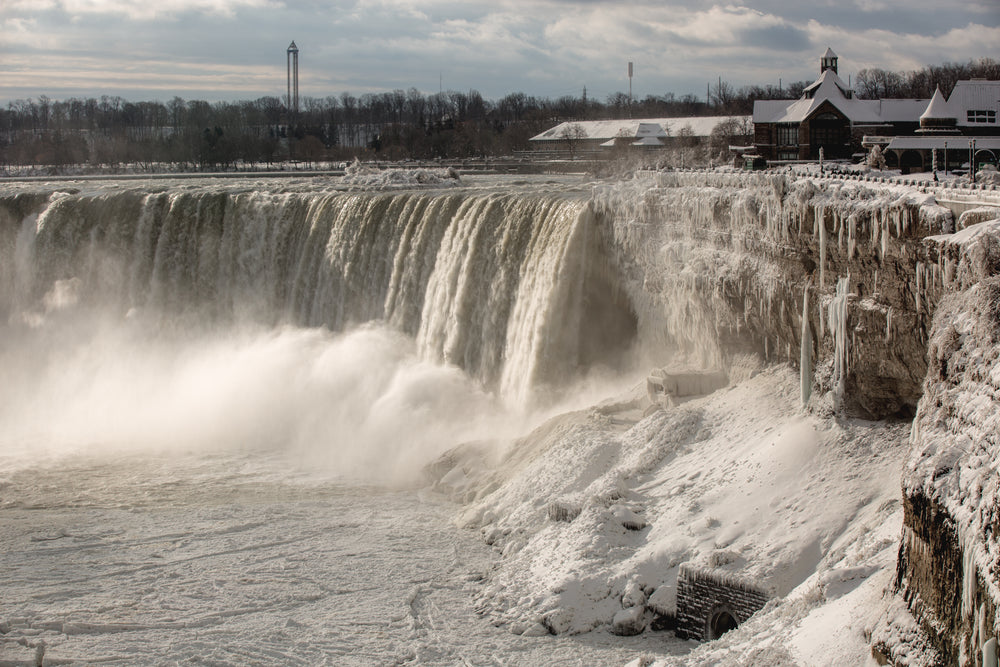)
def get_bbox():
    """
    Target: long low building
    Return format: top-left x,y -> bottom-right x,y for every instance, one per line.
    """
529,116 -> 750,151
